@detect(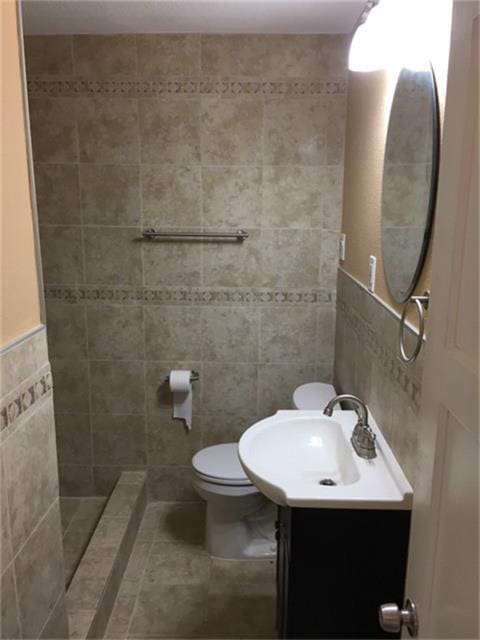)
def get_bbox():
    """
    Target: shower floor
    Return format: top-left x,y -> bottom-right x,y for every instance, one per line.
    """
103,501 -> 277,639
59,496 -> 107,586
